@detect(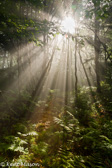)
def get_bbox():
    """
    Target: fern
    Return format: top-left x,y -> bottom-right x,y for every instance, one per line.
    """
7,136 -> 28,154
